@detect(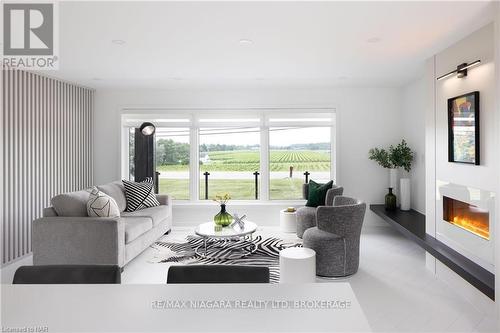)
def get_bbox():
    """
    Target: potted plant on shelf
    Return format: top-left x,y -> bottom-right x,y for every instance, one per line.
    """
369,140 -> 414,211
